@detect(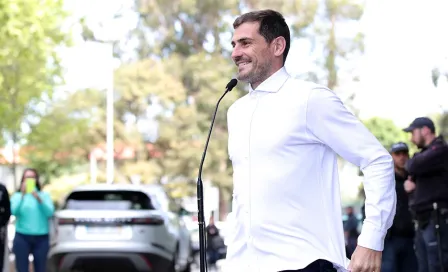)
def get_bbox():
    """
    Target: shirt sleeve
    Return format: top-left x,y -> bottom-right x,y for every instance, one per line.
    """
10,192 -> 25,216
306,87 -> 396,251
38,192 -> 55,217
